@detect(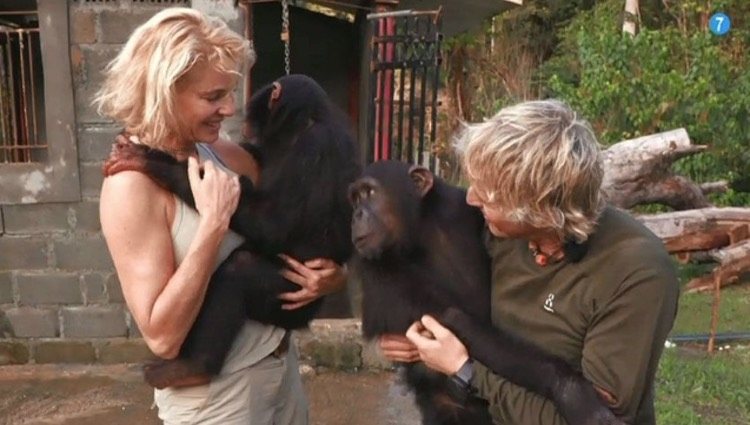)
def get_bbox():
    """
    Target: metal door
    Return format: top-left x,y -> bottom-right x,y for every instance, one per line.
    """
367,9 -> 443,173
